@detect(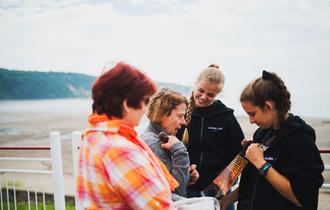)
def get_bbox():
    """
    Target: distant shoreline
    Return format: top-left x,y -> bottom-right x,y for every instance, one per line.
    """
1,98 -> 329,120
